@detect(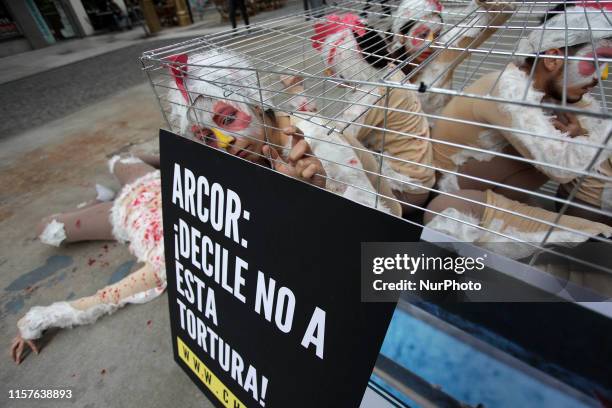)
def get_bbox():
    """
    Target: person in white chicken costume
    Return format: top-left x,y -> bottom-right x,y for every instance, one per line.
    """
306,12 -> 436,213
424,2 -> 612,257
389,0 -> 515,115
11,49 -> 401,365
